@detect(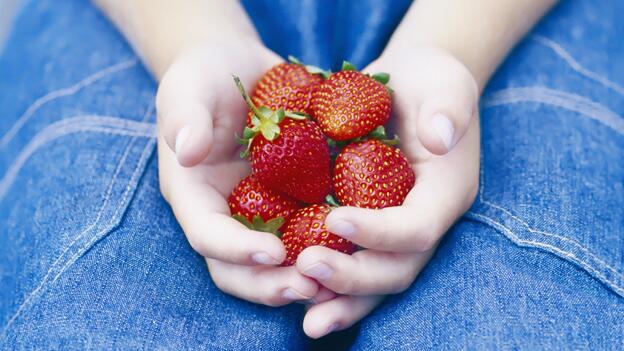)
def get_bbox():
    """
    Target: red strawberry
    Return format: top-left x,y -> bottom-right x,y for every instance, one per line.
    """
247,60 -> 325,126
333,139 -> 415,209
281,204 -> 357,266
228,175 -> 301,233
234,76 -> 332,204
310,61 -> 392,141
